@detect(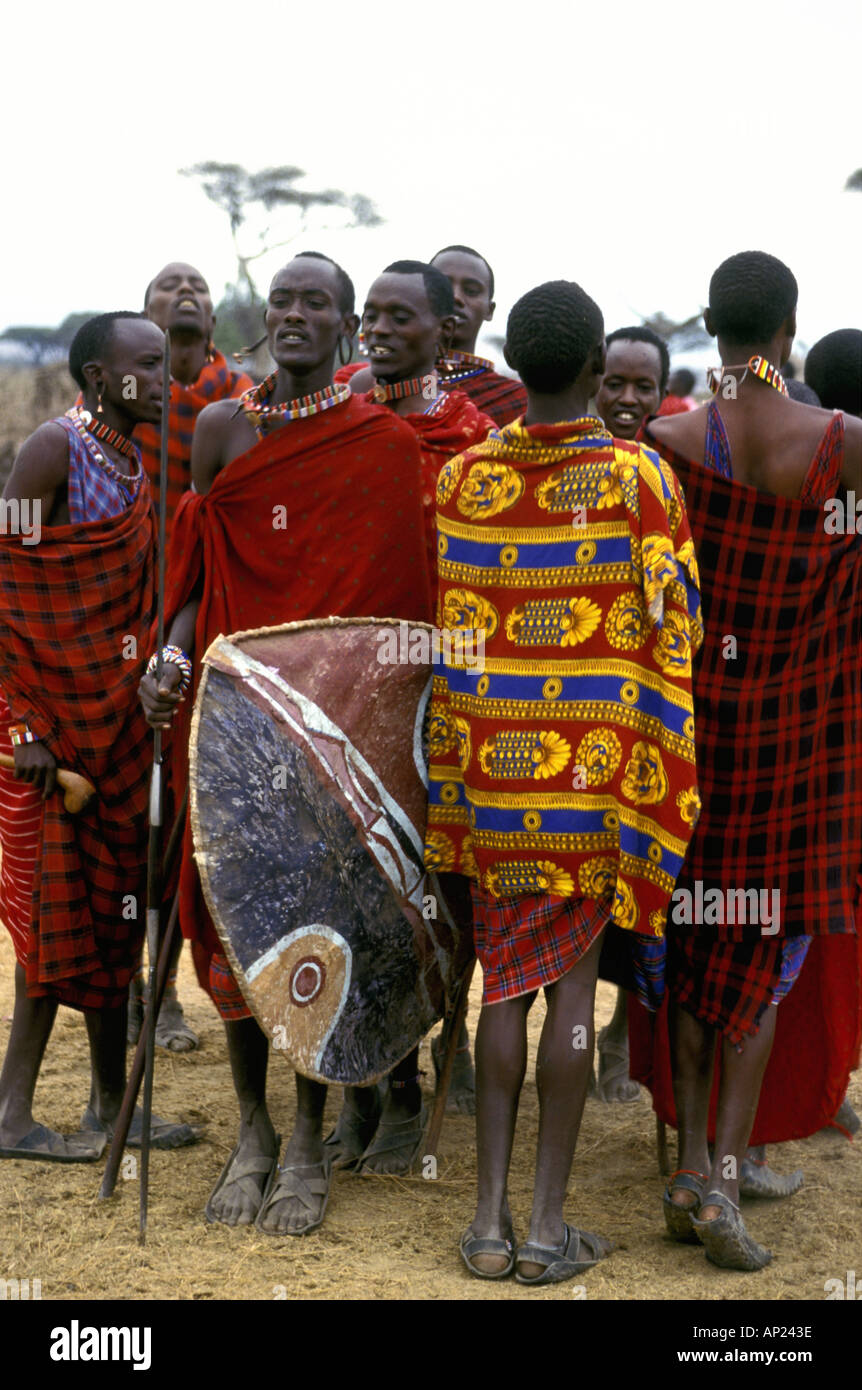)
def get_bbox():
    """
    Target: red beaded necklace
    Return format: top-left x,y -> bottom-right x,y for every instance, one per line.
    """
74,407 -> 139,461
371,373 -> 437,404
708,355 -> 788,398
238,375 -> 351,430
439,349 -> 494,383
